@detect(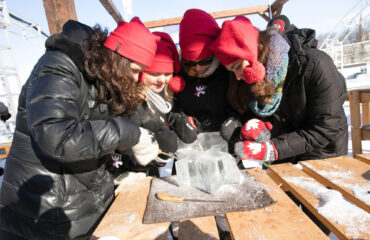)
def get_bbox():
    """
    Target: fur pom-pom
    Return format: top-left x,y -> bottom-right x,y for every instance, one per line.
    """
243,61 -> 266,84
169,75 -> 185,93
